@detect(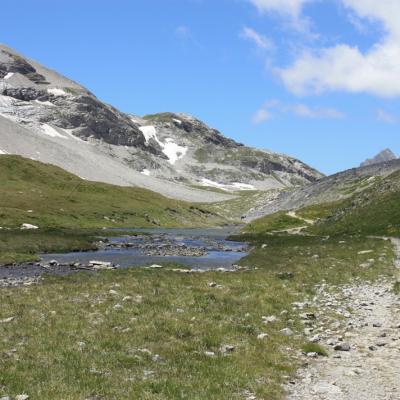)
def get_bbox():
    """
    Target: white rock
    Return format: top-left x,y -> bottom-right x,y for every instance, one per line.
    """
0,316 -> 15,323
312,382 -> 342,395
257,333 -> 268,340
280,328 -> 294,336
262,315 -> 278,323
21,223 -> 38,230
